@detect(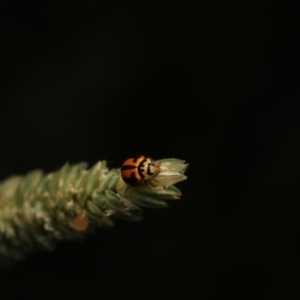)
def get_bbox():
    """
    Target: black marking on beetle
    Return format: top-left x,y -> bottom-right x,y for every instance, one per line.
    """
147,163 -> 154,175
137,159 -> 147,179
123,172 -> 139,185
121,165 -> 137,171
